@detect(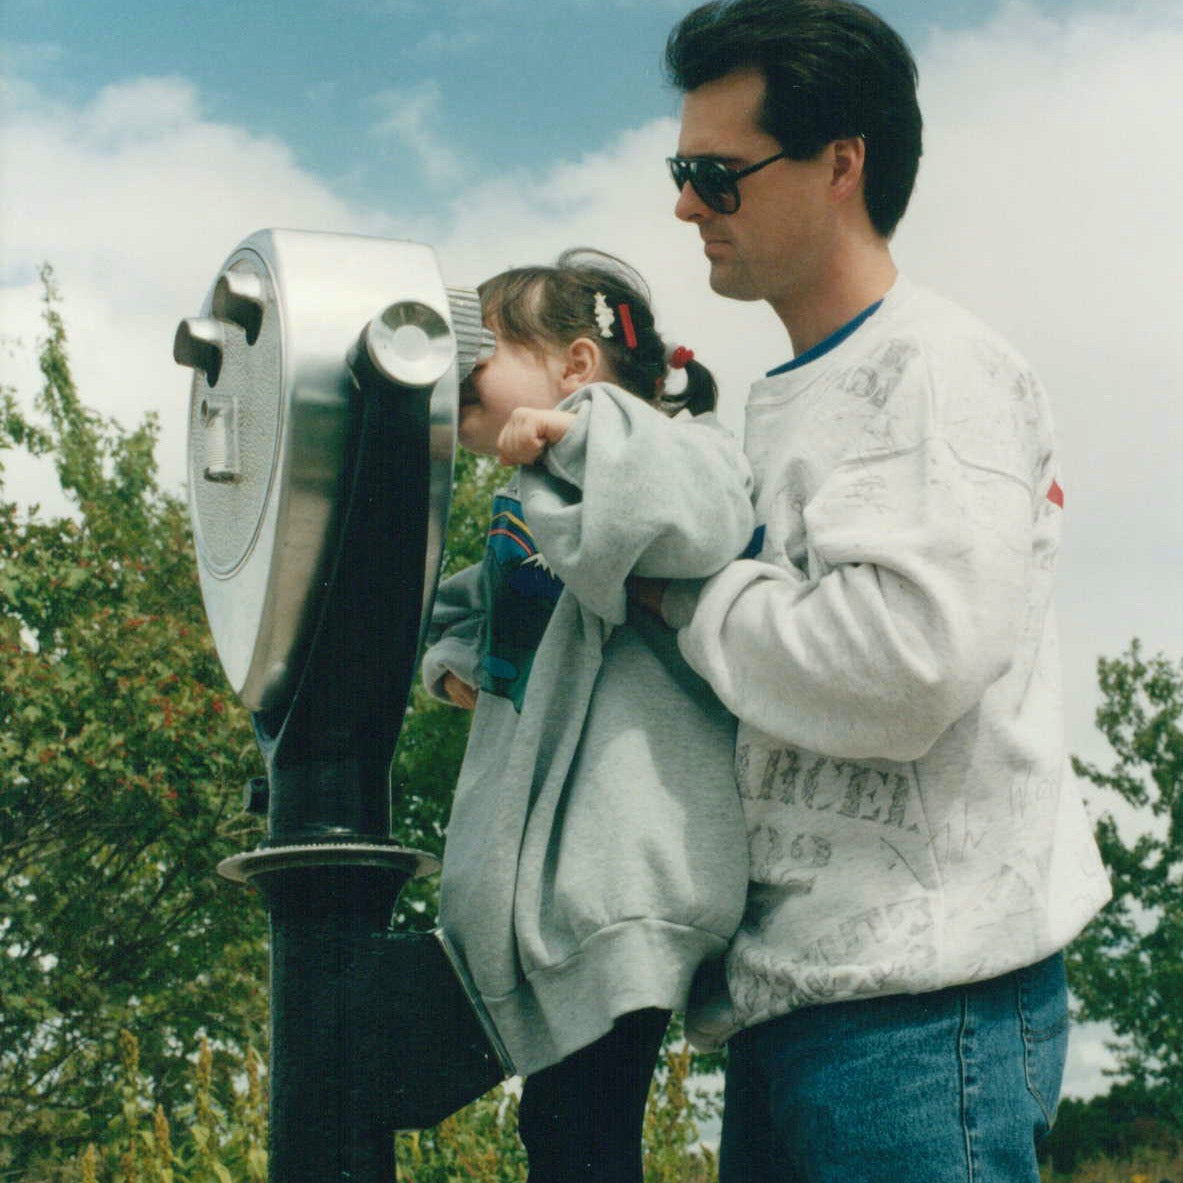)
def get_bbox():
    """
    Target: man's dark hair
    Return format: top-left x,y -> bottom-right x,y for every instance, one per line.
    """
665,0 -> 923,237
